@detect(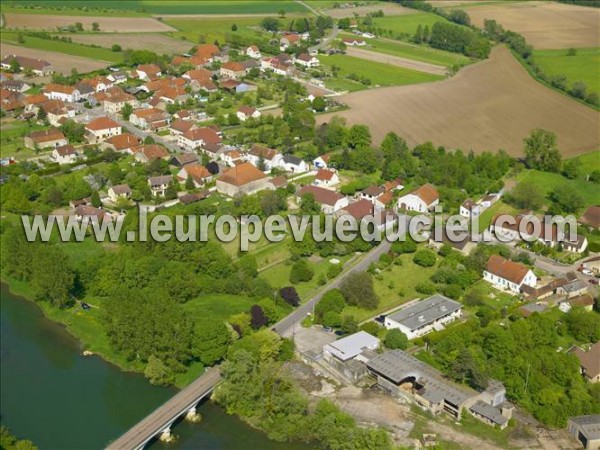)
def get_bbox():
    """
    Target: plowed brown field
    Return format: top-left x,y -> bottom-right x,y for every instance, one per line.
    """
317,46 -> 600,156
4,13 -> 175,32
463,1 -> 600,49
